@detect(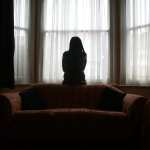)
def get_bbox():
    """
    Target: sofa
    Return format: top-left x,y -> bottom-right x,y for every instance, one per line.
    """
0,84 -> 148,147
